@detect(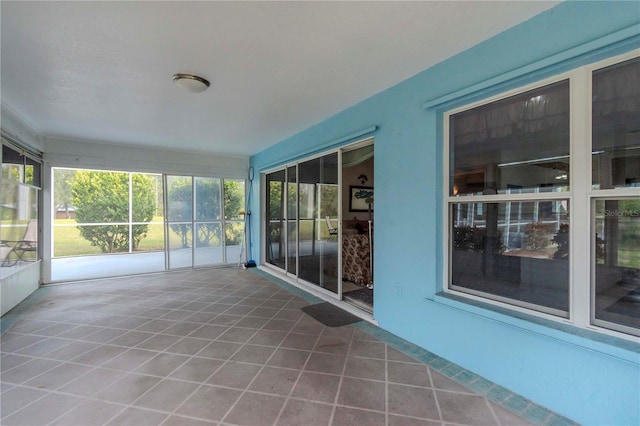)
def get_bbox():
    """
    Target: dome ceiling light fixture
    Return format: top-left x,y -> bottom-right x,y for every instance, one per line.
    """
172,73 -> 210,93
